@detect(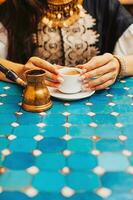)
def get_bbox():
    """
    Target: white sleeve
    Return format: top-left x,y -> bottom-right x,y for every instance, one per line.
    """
0,22 -> 8,58
113,24 -> 133,55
